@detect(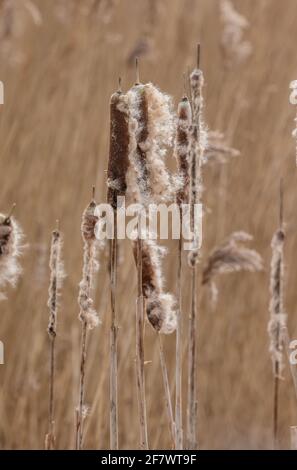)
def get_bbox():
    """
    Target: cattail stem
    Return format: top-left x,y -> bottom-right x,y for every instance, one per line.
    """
76,196 -> 100,450
175,210 -> 183,449
46,334 -> 56,450
135,229 -> 149,449
76,319 -> 88,450
110,211 -> 118,450
158,334 -> 175,448
45,227 -> 63,450
187,265 -> 197,449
